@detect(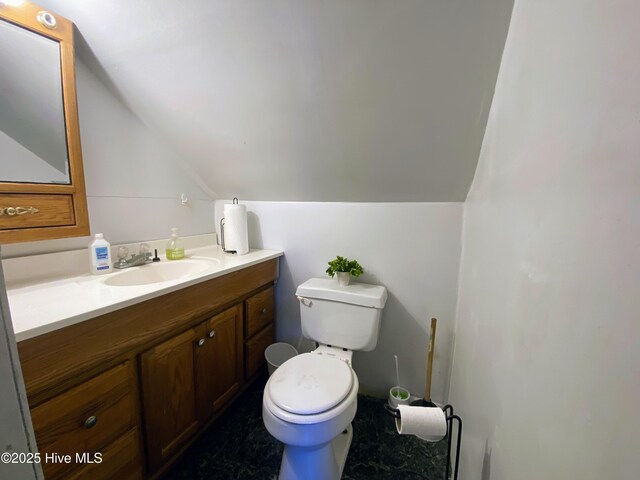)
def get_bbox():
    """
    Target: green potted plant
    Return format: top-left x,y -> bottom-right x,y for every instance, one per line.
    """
326,256 -> 364,286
